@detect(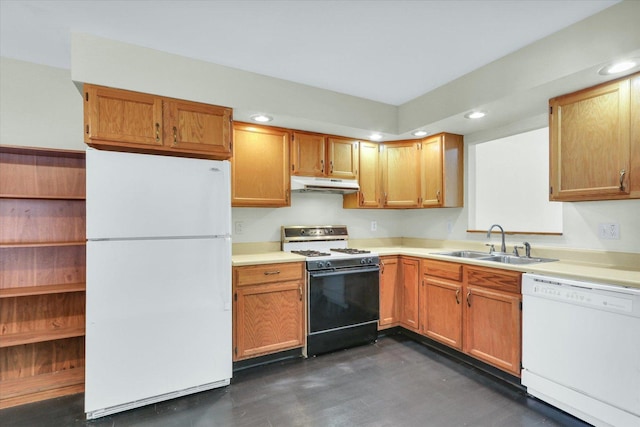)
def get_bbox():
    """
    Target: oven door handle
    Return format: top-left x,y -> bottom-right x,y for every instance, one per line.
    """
309,266 -> 380,278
